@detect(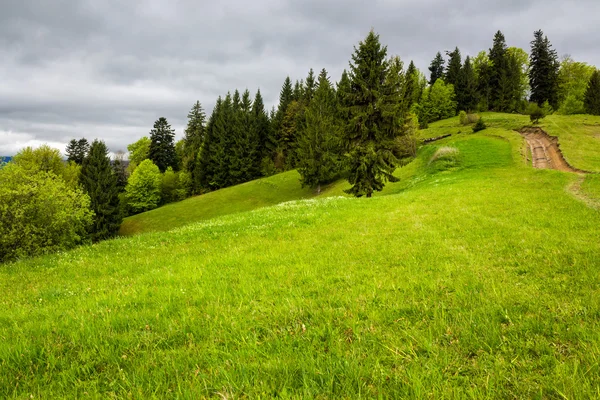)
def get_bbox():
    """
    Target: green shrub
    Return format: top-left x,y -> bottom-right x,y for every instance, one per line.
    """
459,111 -> 468,125
526,103 -> 547,124
472,118 -> 487,132
125,159 -> 162,213
0,164 -> 93,263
